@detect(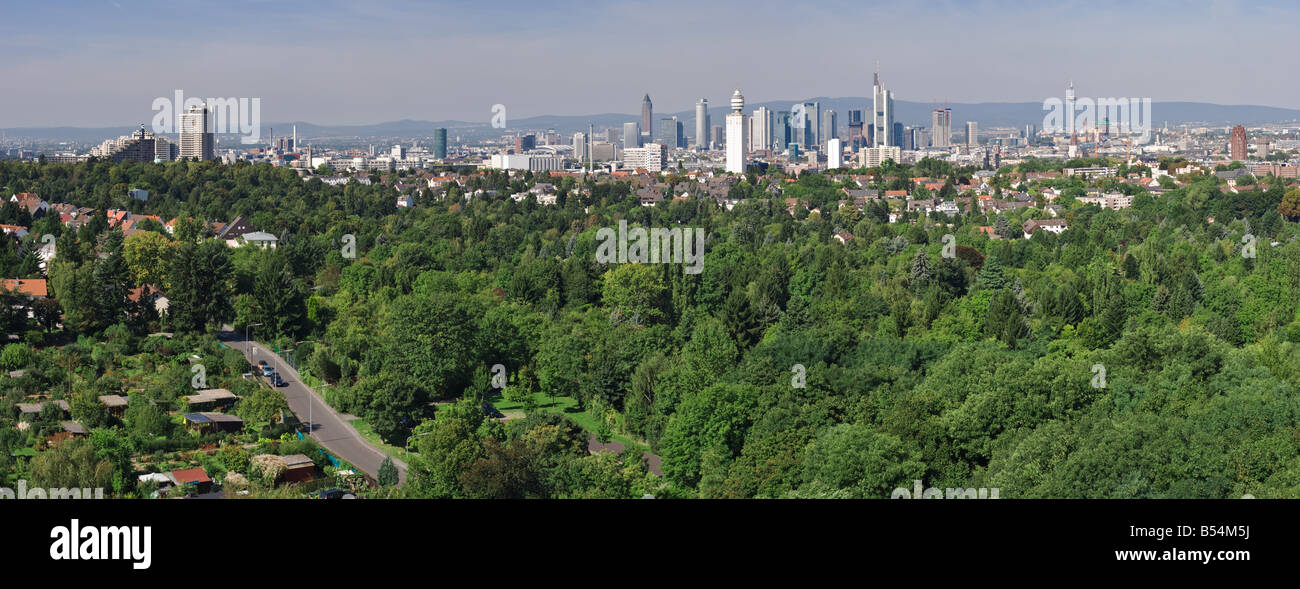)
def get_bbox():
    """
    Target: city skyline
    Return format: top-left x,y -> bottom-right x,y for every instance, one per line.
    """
3,0 -> 1299,127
